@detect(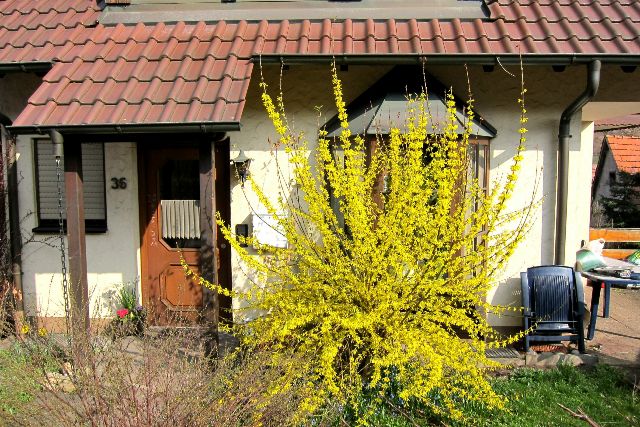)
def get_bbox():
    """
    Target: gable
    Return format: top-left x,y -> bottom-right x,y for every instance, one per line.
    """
324,65 -> 496,138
